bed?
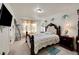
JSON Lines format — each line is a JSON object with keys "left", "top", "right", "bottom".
{"left": 26, "top": 23, "right": 61, "bottom": 55}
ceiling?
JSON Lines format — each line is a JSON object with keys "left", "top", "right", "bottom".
{"left": 9, "top": 3, "right": 79, "bottom": 20}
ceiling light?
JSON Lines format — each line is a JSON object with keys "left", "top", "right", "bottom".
{"left": 34, "top": 8, "right": 44, "bottom": 13}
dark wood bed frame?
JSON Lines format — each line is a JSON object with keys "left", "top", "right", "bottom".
{"left": 26, "top": 23, "right": 61, "bottom": 55}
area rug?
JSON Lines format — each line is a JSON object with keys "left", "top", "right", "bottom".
{"left": 48, "top": 47, "right": 60, "bottom": 55}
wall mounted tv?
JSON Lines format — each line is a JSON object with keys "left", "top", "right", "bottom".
{"left": 0, "top": 4, "right": 12, "bottom": 27}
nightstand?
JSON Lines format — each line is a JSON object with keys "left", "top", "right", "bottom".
{"left": 76, "top": 36, "right": 79, "bottom": 54}
{"left": 60, "top": 36, "right": 74, "bottom": 51}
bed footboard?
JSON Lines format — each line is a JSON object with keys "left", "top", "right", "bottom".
{"left": 26, "top": 32, "right": 35, "bottom": 55}
{"left": 30, "top": 35, "right": 35, "bottom": 55}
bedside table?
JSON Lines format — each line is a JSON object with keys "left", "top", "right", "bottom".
{"left": 60, "top": 36, "right": 74, "bottom": 51}
{"left": 76, "top": 36, "right": 79, "bottom": 54}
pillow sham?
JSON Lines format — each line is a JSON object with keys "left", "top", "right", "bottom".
{"left": 47, "top": 26, "right": 56, "bottom": 34}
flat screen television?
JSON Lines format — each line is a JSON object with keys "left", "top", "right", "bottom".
{"left": 0, "top": 4, "right": 12, "bottom": 27}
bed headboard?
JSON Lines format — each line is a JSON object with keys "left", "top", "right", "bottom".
{"left": 45, "top": 23, "right": 61, "bottom": 36}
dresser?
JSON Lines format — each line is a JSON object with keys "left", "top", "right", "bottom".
{"left": 60, "top": 36, "right": 74, "bottom": 51}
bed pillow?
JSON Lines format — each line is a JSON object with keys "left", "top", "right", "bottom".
{"left": 44, "top": 32, "right": 52, "bottom": 35}
{"left": 47, "top": 26, "right": 56, "bottom": 34}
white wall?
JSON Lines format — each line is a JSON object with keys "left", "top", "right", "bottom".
{"left": 45, "top": 11, "right": 78, "bottom": 37}
{"left": 0, "top": 3, "right": 16, "bottom": 55}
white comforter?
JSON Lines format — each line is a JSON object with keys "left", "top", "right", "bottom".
{"left": 27, "top": 33, "right": 60, "bottom": 54}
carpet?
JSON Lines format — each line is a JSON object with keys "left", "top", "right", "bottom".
{"left": 48, "top": 47, "right": 60, "bottom": 55}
